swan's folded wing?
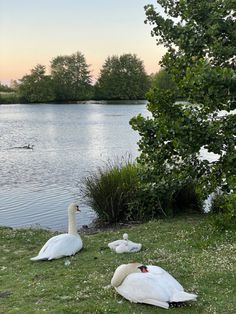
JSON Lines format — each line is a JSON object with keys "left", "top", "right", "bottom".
{"left": 147, "top": 265, "right": 184, "bottom": 291}
{"left": 115, "top": 243, "right": 129, "bottom": 253}
{"left": 47, "top": 234, "right": 82, "bottom": 259}
{"left": 37, "top": 234, "right": 66, "bottom": 255}
{"left": 32, "top": 234, "right": 82, "bottom": 260}
{"left": 116, "top": 273, "right": 170, "bottom": 307}
{"left": 127, "top": 240, "right": 142, "bottom": 252}
{"left": 108, "top": 240, "right": 125, "bottom": 250}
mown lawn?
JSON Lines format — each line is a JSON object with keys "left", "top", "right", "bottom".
{"left": 0, "top": 216, "right": 235, "bottom": 313}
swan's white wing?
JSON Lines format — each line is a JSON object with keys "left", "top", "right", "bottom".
{"left": 116, "top": 273, "right": 171, "bottom": 308}
{"left": 147, "top": 265, "right": 197, "bottom": 302}
{"left": 36, "top": 234, "right": 67, "bottom": 255}
{"left": 127, "top": 240, "right": 142, "bottom": 252}
{"left": 115, "top": 243, "right": 129, "bottom": 253}
{"left": 31, "top": 234, "right": 83, "bottom": 260}
{"left": 115, "top": 241, "right": 142, "bottom": 253}
{"left": 108, "top": 239, "right": 125, "bottom": 250}
{"left": 45, "top": 234, "right": 83, "bottom": 259}
{"left": 147, "top": 265, "right": 184, "bottom": 291}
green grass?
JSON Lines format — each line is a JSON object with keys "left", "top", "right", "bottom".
{"left": 0, "top": 216, "right": 235, "bottom": 313}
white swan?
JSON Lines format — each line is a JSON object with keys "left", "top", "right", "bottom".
{"left": 30, "top": 203, "right": 83, "bottom": 261}
{"left": 108, "top": 233, "right": 141, "bottom": 253}
{"left": 111, "top": 263, "right": 197, "bottom": 309}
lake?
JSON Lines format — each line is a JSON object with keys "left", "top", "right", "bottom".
{"left": 0, "top": 103, "right": 148, "bottom": 231}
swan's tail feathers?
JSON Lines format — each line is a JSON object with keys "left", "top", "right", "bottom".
{"left": 30, "top": 255, "right": 47, "bottom": 261}
{"left": 30, "top": 256, "right": 40, "bottom": 261}
{"left": 171, "top": 291, "right": 197, "bottom": 302}
{"left": 144, "top": 299, "right": 169, "bottom": 309}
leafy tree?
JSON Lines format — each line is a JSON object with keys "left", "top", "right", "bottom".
{"left": 0, "top": 82, "right": 13, "bottom": 92}
{"left": 95, "top": 54, "right": 150, "bottom": 100}
{"left": 18, "top": 64, "right": 55, "bottom": 103}
{"left": 130, "top": 0, "right": 236, "bottom": 216}
{"left": 9, "top": 80, "right": 20, "bottom": 91}
{"left": 51, "top": 52, "right": 92, "bottom": 101}
{"left": 150, "top": 69, "right": 177, "bottom": 91}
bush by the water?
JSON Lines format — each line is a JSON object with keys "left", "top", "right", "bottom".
{"left": 208, "top": 192, "right": 236, "bottom": 231}
{"left": 81, "top": 159, "right": 203, "bottom": 224}
{"left": 80, "top": 160, "right": 140, "bottom": 223}
{"left": 129, "top": 180, "right": 203, "bottom": 220}
{"left": 0, "top": 92, "right": 20, "bottom": 104}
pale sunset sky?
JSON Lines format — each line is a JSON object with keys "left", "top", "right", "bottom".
{"left": 0, "top": 0, "right": 166, "bottom": 84}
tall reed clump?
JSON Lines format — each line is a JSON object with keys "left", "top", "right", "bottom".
{"left": 80, "top": 160, "right": 140, "bottom": 224}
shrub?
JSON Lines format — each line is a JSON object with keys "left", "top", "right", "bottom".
{"left": 80, "top": 160, "right": 140, "bottom": 224}
{"left": 0, "top": 92, "right": 20, "bottom": 104}
{"left": 172, "top": 183, "right": 203, "bottom": 215}
{"left": 208, "top": 192, "right": 236, "bottom": 231}
{"left": 129, "top": 180, "right": 203, "bottom": 219}
{"left": 81, "top": 157, "right": 203, "bottom": 224}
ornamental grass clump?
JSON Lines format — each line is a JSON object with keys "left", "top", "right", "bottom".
{"left": 81, "top": 160, "right": 139, "bottom": 223}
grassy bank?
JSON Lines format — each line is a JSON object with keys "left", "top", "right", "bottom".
{"left": 0, "top": 216, "right": 235, "bottom": 313}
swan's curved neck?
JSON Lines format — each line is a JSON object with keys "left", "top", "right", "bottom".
{"left": 68, "top": 211, "right": 77, "bottom": 235}
{"left": 111, "top": 264, "right": 140, "bottom": 287}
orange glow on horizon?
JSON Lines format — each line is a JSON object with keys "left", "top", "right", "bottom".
{"left": 0, "top": 0, "right": 165, "bottom": 84}
{"left": 0, "top": 48, "right": 164, "bottom": 84}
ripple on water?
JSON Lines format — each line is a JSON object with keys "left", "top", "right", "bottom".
{"left": 0, "top": 184, "right": 96, "bottom": 231}
{"left": 0, "top": 103, "right": 148, "bottom": 230}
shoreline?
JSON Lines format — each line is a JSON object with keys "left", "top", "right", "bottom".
{"left": 0, "top": 218, "right": 143, "bottom": 236}
{"left": 0, "top": 99, "right": 148, "bottom": 105}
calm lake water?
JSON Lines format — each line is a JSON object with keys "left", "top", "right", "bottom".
{"left": 0, "top": 103, "right": 148, "bottom": 231}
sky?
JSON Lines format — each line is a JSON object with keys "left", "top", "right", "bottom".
{"left": 0, "top": 0, "right": 166, "bottom": 84}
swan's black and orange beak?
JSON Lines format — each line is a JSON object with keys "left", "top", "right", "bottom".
{"left": 138, "top": 265, "right": 148, "bottom": 273}
{"left": 76, "top": 205, "right": 80, "bottom": 212}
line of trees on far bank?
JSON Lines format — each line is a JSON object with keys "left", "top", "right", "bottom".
{"left": 0, "top": 52, "right": 173, "bottom": 104}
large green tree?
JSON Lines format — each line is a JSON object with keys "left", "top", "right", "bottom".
{"left": 18, "top": 64, "right": 55, "bottom": 103}
{"left": 0, "top": 82, "right": 13, "bottom": 92}
{"left": 95, "top": 54, "right": 150, "bottom": 100}
{"left": 150, "top": 69, "right": 177, "bottom": 91}
{"left": 130, "top": 0, "right": 236, "bottom": 215}
{"left": 51, "top": 52, "right": 92, "bottom": 101}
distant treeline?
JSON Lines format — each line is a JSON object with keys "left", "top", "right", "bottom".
{"left": 0, "top": 52, "right": 175, "bottom": 104}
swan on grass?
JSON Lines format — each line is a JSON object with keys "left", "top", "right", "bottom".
{"left": 111, "top": 263, "right": 197, "bottom": 309}
{"left": 30, "top": 203, "right": 83, "bottom": 261}
{"left": 108, "top": 233, "right": 141, "bottom": 253}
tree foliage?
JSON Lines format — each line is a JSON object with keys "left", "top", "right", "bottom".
{"left": 51, "top": 52, "right": 92, "bottom": 101}
{"left": 18, "top": 64, "right": 55, "bottom": 103}
{"left": 0, "top": 82, "right": 13, "bottom": 92}
{"left": 130, "top": 0, "right": 236, "bottom": 216}
{"left": 5, "top": 52, "right": 151, "bottom": 103}
{"left": 150, "top": 69, "right": 177, "bottom": 91}
{"left": 95, "top": 54, "right": 150, "bottom": 100}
